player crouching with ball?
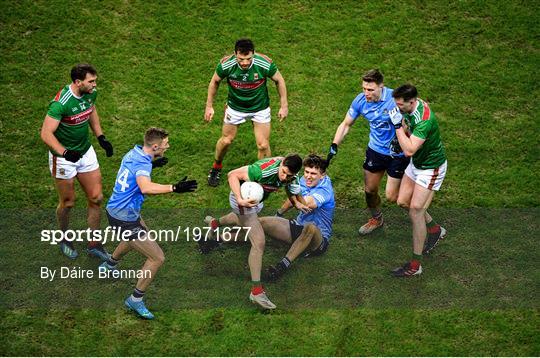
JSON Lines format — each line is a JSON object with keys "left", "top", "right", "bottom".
{"left": 200, "top": 154, "right": 309, "bottom": 310}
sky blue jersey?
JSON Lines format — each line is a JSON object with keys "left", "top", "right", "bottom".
{"left": 106, "top": 145, "right": 152, "bottom": 222}
{"left": 296, "top": 175, "right": 335, "bottom": 241}
{"left": 347, "top": 86, "right": 404, "bottom": 157}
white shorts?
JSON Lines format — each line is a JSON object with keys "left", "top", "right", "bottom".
{"left": 49, "top": 146, "right": 99, "bottom": 180}
{"left": 405, "top": 160, "right": 447, "bottom": 191}
{"left": 229, "top": 191, "right": 264, "bottom": 216}
{"left": 224, "top": 106, "right": 271, "bottom": 125}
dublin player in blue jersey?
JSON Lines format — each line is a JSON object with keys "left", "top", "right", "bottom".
{"left": 99, "top": 127, "right": 197, "bottom": 319}
{"left": 327, "top": 69, "right": 409, "bottom": 235}
{"left": 259, "top": 154, "right": 335, "bottom": 281}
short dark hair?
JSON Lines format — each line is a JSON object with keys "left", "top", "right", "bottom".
{"left": 303, "top": 154, "right": 328, "bottom": 173}
{"left": 144, "top": 127, "right": 169, "bottom": 146}
{"left": 235, "top": 38, "right": 255, "bottom": 55}
{"left": 392, "top": 84, "right": 418, "bottom": 101}
{"left": 70, "top": 63, "right": 97, "bottom": 82}
{"left": 362, "top": 69, "right": 384, "bottom": 84}
{"left": 283, "top": 154, "right": 303, "bottom": 174}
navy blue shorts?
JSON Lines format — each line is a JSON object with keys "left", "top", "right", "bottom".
{"left": 289, "top": 220, "right": 329, "bottom": 257}
{"left": 363, "top": 147, "right": 410, "bottom": 179}
{"left": 106, "top": 211, "right": 146, "bottom": 241}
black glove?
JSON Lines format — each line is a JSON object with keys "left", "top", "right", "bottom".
{"left": 97, "top": 135, "right": 113, "bottom": 157}
{"left": 63, "top": 149, "right": 82, "bottom": 163}
{"left": 172, "top": 176, "right": 198, "bottom": 193}
{"left": 275, "top": 209, "right": 285, "bottom": 217}
{"left": 326, "top": 143, "right": 338, "bottom": 164}
{"left": 152, "top": 157, "right": 168, "bottom": 169}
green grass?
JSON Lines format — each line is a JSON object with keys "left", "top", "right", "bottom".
{"left": 0, "top": 0, "right": 539, "bottom": 355}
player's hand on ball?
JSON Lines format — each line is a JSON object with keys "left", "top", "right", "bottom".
{"left": 389, "top": 107, "right": 403, "bottom": 128}
{"left": 97, "top": 135, "right": 114, "bottom": 157}
{"left": 204, "top": 106, "right": 214, "bottom": 122}
{"left": 172, "top": 176, "right": 198, "bottom": 193}
{"left": 63, "top": 149, "right": 82, "bottom": 163}
{"left": 152, "top": 157, "right": 168, "bottom": 169}
{"left": 238, "top": 197, "right": 258, "bottom": 208}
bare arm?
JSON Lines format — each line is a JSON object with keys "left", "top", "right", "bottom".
{"left": 287, "top": 192, "right": 311, "bottom": 213}
{"left": 204, "top": 72, "right": 223, "bottom": 122}
{"left": 395, "top": 128, "right": 425, "bottom": 157}
{"left": 227, "top": 166, "right": 258, "bottom": 207}
{"left": 270, "top": 71, "right": 288, "bottom": 121}
{"left": 88, "top": 107, "right": 104, "bottom": 137}
{"left": 40, "top": 115, "right": 65, "bottom": 155}
{"left": 136, "top": 176, "right": 173, "bottom": 195}
{"left": 332, "top": 114, "right": 356, "bottom": 145}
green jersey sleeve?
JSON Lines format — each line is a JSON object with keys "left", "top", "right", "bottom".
{"left": 286, "top": 176, "right": 301, "bottom": 195}
{"left": 267, "top": 62, "right": 278, "bottom": 78}
{"left": 412, "top": 120, "right": 432, "bottom": 140}
{"left": 247, "top": 164, "right": 263, "bottom": 182}
{"left": 47, "top": 101, "right": 64, "bottom": 120}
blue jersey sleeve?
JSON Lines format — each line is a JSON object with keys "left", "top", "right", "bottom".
{"left": 133, "top": 162, "right": 152, "bottom": 178}
{"left": 347, "top": 94, "right": 364, "bottom": 120}
{"left": 309, "top": 186, "right": 332, "bottom": 208}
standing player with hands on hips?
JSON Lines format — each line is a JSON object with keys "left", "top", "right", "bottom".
{"left": 388, "top": 84, "right": 448, "bottom": 277}
{"left": 204, "top": 38, "right": 288, "bottom": 187}
{"left": 100, "top": 127, "right": 197, "bottom": 319}
{"left": 41, "top": 63, "right": 114, "bottom": 261}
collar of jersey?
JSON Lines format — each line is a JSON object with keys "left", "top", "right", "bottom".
{"left": 134, "top": 145, "right": 152, "bottom": 162}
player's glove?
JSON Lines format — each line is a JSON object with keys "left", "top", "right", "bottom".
{"left": 152, "top": 157, "right": 168, "bottom": 169}
{"left": 63, "top": 149, "right": 82, "bottom": 163}
{"left": 97, "top": 135, "right": 114, "bottom": 157}
{"left": 275, "top": 209, "right": 285, "bottom": 217}
{"left": 389, "top": 107, "right": 403, "bottom": 129}
{"left": 172, "top": 176, "right": 198, "bottom": 193}
{"left": 326, "top": 143, "right": 338, "bottom": 164}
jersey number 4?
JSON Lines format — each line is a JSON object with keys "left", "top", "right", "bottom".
{"left": 117, "top": 168, "right": 130, "bottom": 192}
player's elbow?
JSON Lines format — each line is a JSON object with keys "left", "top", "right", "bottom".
{"left": 404, "top": 149, "right": 415, "bottom": 157}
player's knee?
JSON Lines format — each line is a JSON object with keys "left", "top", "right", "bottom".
{"left": 154, "top": 253, "right": 165, "bottom": 267}
{"left": 256, "top": 141, "right": 269, "bottom": 153}
{"left": 386, "top": 190, "right": 398, "bottom": 203}
{"left": 251, "top": 239, "right": 265, "bottom": 253}
{"left": 408, "top": 206, "right": 424, "bottom": 218}
{"left": 88, "top": 193, "right": 103, "bottom": 206}
{"left": 220, "top": 135, "right": 235, "bottom": 147}
{"left": 396, "top": 197, "right": 409, "bottom": 208}
{"left": 300, "top": 223, "right": 317, "bottom": 240}
{"left": 60, "top": 197, "right": 75, "bottom": 209}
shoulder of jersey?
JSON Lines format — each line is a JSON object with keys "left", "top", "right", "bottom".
{"left": 220, "top": 54, "right": 236, "bottom": 69}
{"left": 253, "top": 53, "right": 273, "bottom": 70}
{"left": 53, "top": 85, "right": 71, "bottom": 105}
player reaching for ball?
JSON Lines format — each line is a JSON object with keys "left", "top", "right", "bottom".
{"left": 200, "top": 154, "right": 309, "bottom": 310}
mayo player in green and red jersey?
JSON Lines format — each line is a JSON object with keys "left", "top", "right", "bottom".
{"left": 201, "top": 154, "right": 309, "bottom": 310}
{"left": 389, "top": 84, "right": 448, "bottom": 277}
{"left": 204, "top": 38, "right": 289, "bottom": 187}
{"left": 40, "top": 64, "right": 114, "bottom": 261}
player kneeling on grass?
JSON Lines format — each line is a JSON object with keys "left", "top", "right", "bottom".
{"left": 99, "top": 127, "right": 197, "bottom": 319}
{"left": 389, "top": 84, "right": 448, "bottom": 277}
{"left": 200, "top": 154, "right": 309, "bottom": 310}
{"left": 259, "top": 154, "right": 335, "bottom": 281}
